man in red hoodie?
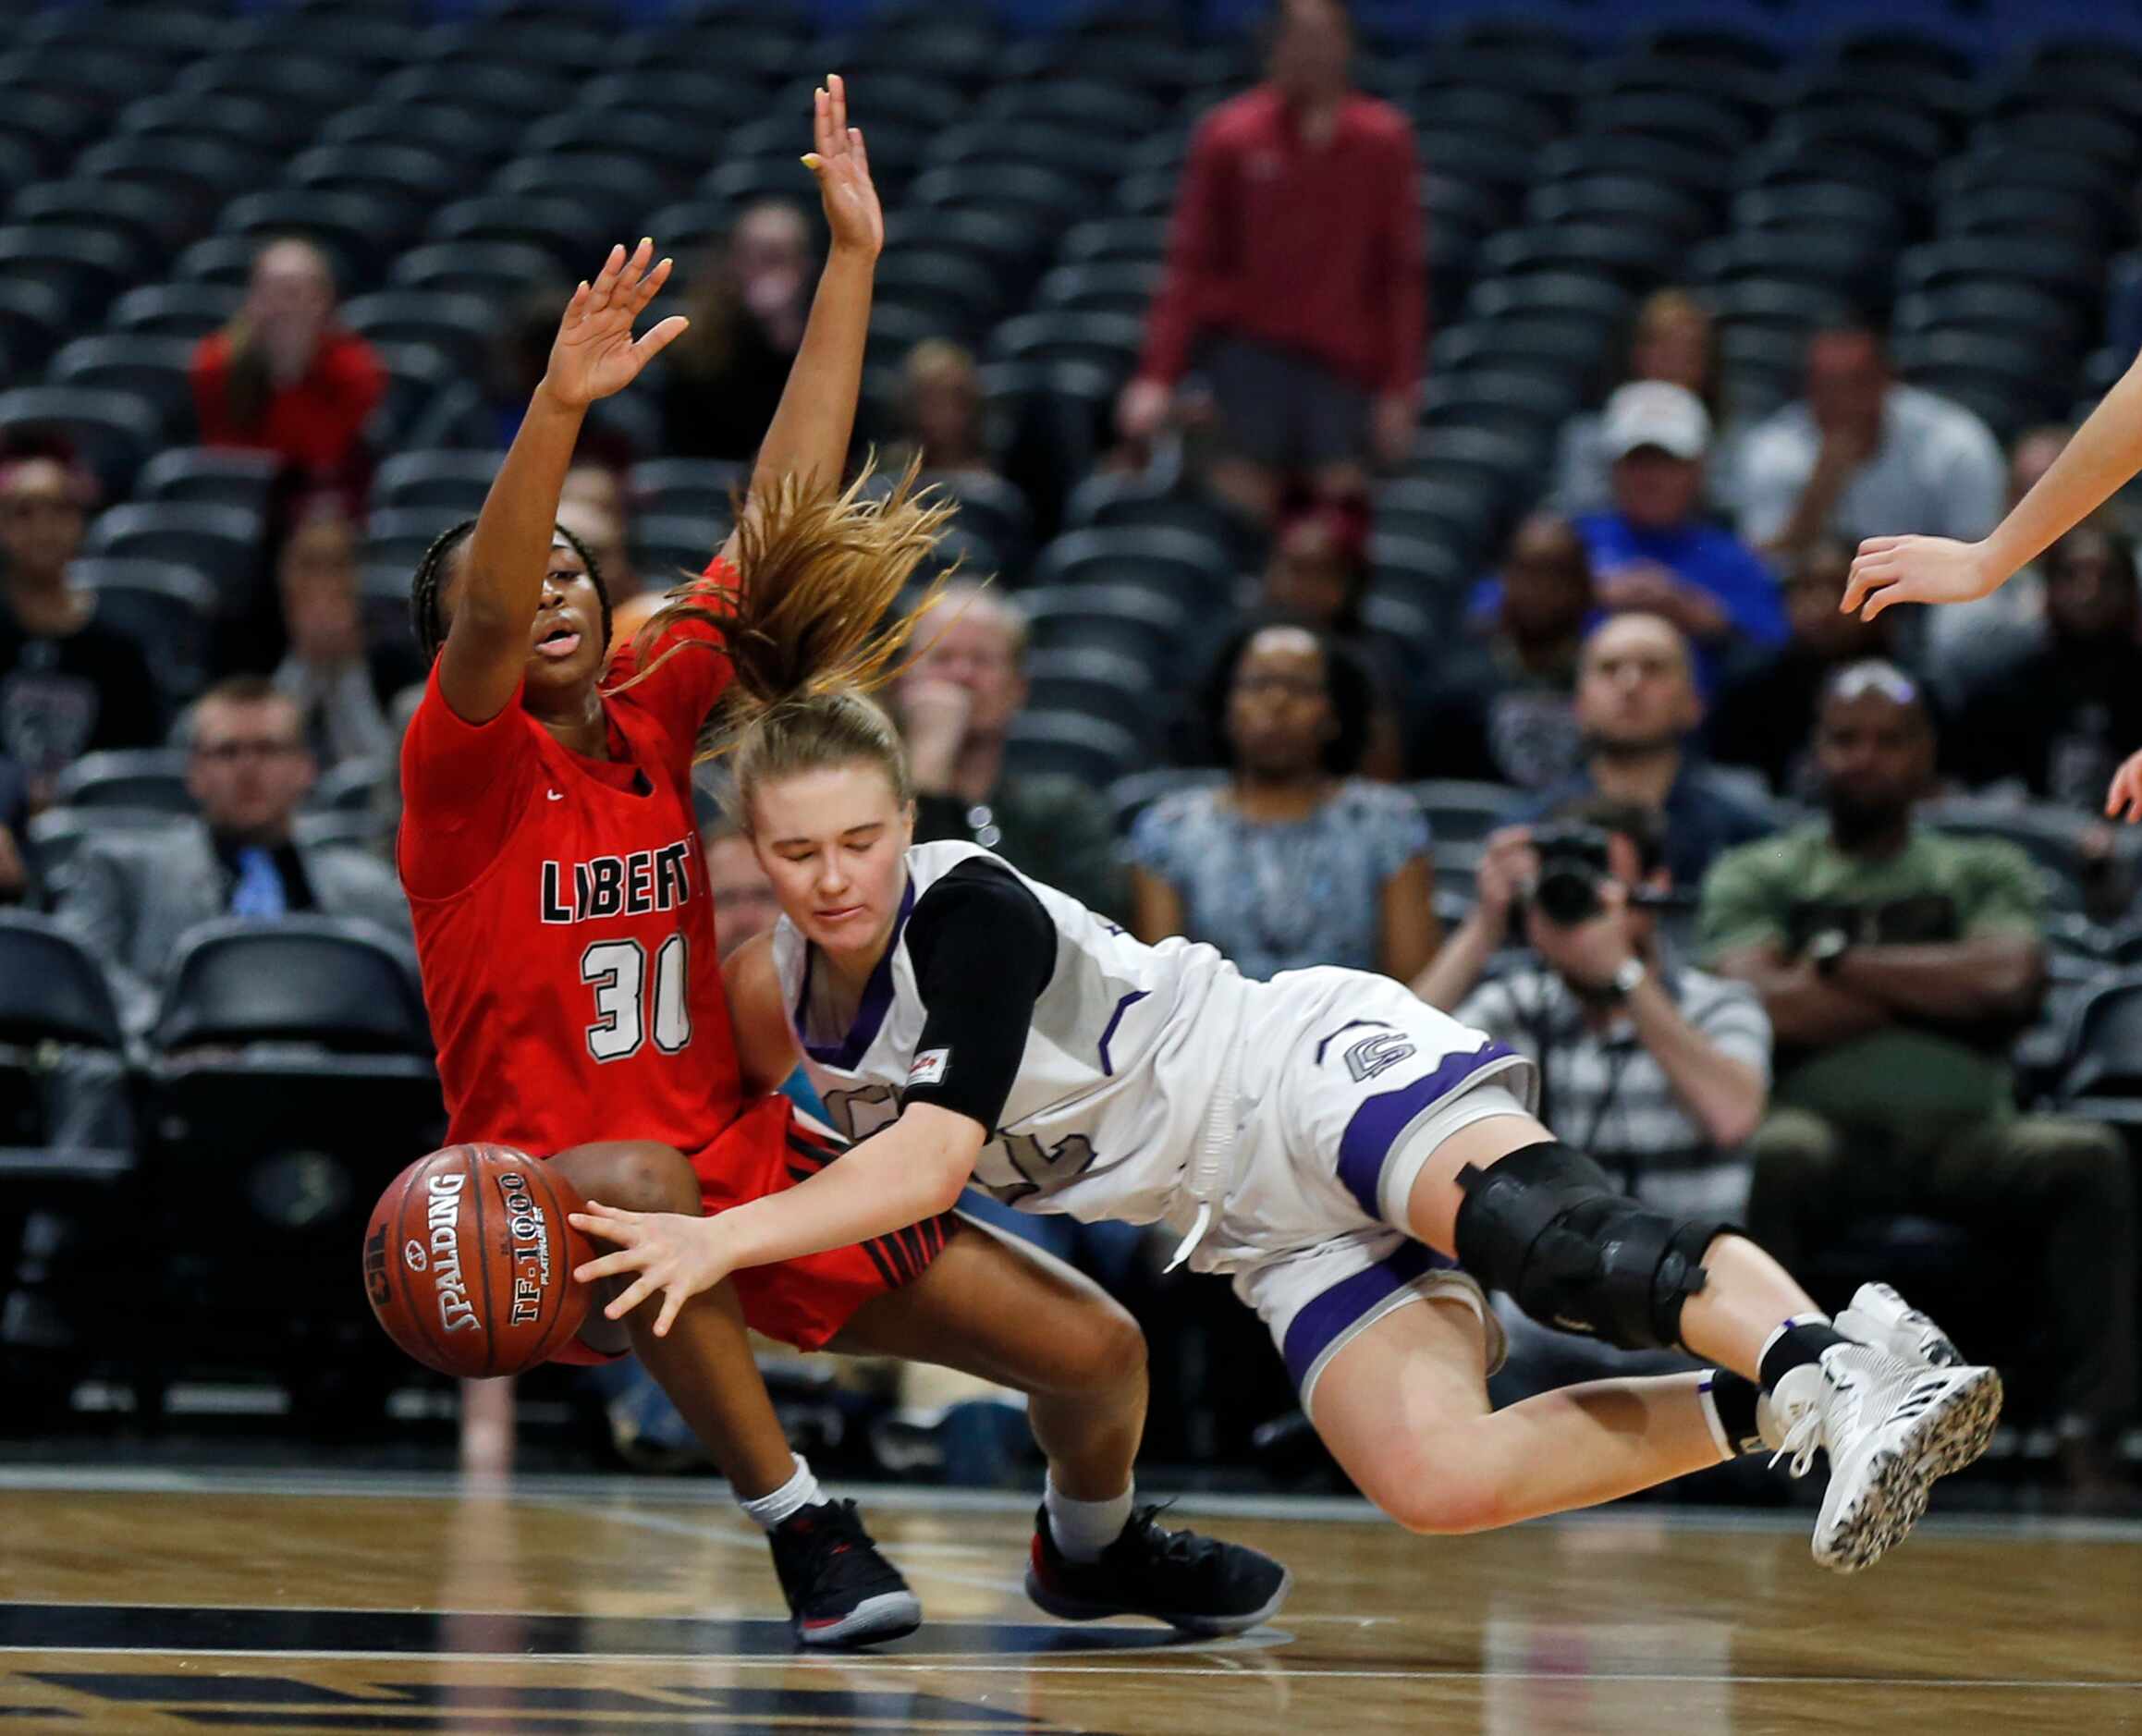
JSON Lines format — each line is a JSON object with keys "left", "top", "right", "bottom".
{"left": 1120, "top": 0, "right": 1424, "bottom": 523}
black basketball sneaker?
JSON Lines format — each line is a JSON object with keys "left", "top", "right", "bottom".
{"left": 1025, "top": 1503, "right": 1292, "bottom": 1636}
{"left": 767, "top": 1499, "right": 923, "bottom": 1647}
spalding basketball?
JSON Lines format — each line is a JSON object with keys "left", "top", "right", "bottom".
{"left": 361, "top": 1144, "right": 594, "bottom": 1378}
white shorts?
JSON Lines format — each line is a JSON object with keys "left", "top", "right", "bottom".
{"left": 1196, "top": 968, "right": 1539, "bottom": 1417}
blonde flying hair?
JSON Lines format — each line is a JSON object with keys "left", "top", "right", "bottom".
{"left": 620, "top": 456, "right": 957, "bottom": 831}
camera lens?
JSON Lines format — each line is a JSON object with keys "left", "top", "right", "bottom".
{"left": 1534, "top": 865, "right": 1602, "bottom": 925}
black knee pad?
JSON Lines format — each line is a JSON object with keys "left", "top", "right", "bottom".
{"left": 1451, "top": 1143, "right": 1734, "bottom": 1351}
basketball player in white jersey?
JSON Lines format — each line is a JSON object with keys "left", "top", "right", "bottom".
{"left": 576, "top": 579, "right": 2002, "bottom": 1575}
{"left": 1842, "top": 343, "right": 2142, "bottom": 816}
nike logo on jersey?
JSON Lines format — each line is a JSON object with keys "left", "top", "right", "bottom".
{"left": 547, "top": 789, "right": 564, "bottom": 801}
{"left": 539, "top": 837, "right": 693, "bottom": 924}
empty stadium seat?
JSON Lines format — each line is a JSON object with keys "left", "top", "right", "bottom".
{"left": 107, "top": 283, "right": 241, "bottom": 340}
{"left": 630, "top": 458, "right": 746, "bottom": 522}
{"left": 83, "top": 504, "right": 262, "bottom": 597}
{"left": 74, "top": 559, "right": 217, "bottom": 710}
{"left": 373, "top": 451, "right": 507, "bottom": 517}
{"left": 47, "top": 336, "right": 197, "bottom": 437}
{"left": 1003, "top": 711, "right": 1143, "bottom": 789}
{"left": 0, "top": 280, "right": 66, "bottom": 375}
{"left": 1030, "top": 527, "right": 1234, "bottom": 608}
{"left": 1023, "top": 583, "right": 1192, "bottom": 678}
{"left": 51, "top": 750, "right": 191, "bottom": 815}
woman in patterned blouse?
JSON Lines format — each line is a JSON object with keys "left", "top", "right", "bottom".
{"left": 1128, "top": 620, "right": 1438, "bottom": 982}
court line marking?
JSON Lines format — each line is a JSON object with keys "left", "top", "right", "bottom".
{"left": 5, "top": 1466, "right": 2140, "bottom": 1545}
{"left": 3, "top": 1646, "right": 2137, "bottom": 1691}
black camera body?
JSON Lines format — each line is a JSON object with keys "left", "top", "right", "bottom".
{"left": 1526, "top": 822, "right": 1614, "bottom": 926}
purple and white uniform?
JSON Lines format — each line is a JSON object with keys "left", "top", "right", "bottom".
{"left": 775, "top": 840, "right": 1537, "bottom": 1413}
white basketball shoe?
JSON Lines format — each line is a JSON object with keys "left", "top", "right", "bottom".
{"left": 1768, "top": 1339, "right": 2004, "bottom": 1573}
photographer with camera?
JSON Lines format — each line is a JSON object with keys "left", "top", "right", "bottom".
{"left": 1414, "top": 800, "right": 1771, "bottom": 1399}
{"left": 1415, "top": 801, "right": 1770, "bottom": 1223}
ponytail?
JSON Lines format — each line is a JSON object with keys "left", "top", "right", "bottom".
{"left": 618, "top": 456, "right": 961, "bottom": 825}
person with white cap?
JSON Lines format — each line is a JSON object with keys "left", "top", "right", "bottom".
{"left": 1575, "top": 381, "right": 1787, "bottom": 683}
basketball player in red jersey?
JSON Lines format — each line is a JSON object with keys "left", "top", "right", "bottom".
{"left": 395, "top": 82, "right": 945, "bottom": 1646}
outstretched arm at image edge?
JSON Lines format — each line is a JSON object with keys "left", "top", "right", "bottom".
{"left": 1844, "top": 347, "right": 2142, "bottom": 617}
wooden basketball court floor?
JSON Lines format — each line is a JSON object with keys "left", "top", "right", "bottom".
{"left": 1, "top": 1469, "right": 2137, "bottom": 1734}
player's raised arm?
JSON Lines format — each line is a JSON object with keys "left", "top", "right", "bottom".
{"left": 439, "top": 239, "right": 686, "bottom": 722}
{"left": 1843, "top": 347, "right": 2142, "bottom": 621}
{"left": 716, "top": 74, "right": 882, "bottom": 574}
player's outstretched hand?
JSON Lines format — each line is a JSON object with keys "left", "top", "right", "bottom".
{"left": 2106, "top": 748, "right": 2142, "bottom": 824}
{"left": 569, "top": 1202, "right": 734, "bottom": 1339}
{"left": 543, "top": 238, "right": 689, "bottom": 410}
{"left": 802, "top": 73, "right": 882, "bottom": 260}
{"left": 1841, "top": 534, "right": 2000, "bottom": 620}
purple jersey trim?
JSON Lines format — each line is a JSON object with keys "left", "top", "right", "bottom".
{"left": 1281, "top": 1240, "right": 1453, "bottom": 1392}
{"left": 1334, "top": 1041, "right": 1519, "bottom": 1220}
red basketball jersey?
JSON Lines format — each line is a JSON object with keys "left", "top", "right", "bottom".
{"left": 398, "top": 569, "right": 745, "bottom": 1159}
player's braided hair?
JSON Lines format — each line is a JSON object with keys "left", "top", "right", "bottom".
{"left": 615, "top": 455, "right": 956, "bottom": 822}
{"left": 408, "top": 518, "right": 610, "bottom": 664}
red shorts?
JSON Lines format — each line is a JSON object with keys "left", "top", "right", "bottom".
{"left": 549, "top": 1094, "right": 956, "bottom": 1365}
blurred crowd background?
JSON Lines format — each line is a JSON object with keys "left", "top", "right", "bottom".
{"left": 8, "top": 0, "right": 2142, "bottom": 1510}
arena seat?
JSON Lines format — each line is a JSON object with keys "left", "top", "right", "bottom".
{"left": 73, "top": 559, "right": 217, "bottom": 711}
{"left": 51, "top": 750, "right": 191, "bottom": 816}
{"left": 83, "top": 503, "right": 261, "bottom": 598}
{"left": 1003, "top": 710, "right": 1144, "bottom": 789}
{"left": 48, "top": 336, "right": 197, "bottom": 439}
{"left": 1031, "top": 526, "right": 1234, "bottom": 610}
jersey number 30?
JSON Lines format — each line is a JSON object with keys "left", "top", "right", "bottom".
{"left": 581, "top": 935, "right": 692, "bottom": 1062}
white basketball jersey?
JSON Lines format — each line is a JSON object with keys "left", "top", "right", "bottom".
{"left": 773, "top": 841, "right": 1254, "bottom": 1228}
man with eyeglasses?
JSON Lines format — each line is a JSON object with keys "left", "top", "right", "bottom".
{"left": 1700, "top": 662, "right": 2137, "bottom": 1505}
{"left": 55, "top": 675, "right": 410, "bottom": 1033}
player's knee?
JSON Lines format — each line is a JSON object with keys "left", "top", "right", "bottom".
{"left": 1359, "top": 1435, "right": 1512, "bottom": 1536}
{"left": 1035, "top": 1293, "right": 1147, "bottom": 1397}
{"left": 560, "top": 1141, "right": 702, "bottom": 1217}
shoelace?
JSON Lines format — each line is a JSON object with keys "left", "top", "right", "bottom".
{"left": 1769, "top": 1404, "right": 1825, "bottom": 1478}
{"left": 1121, "top": 1503, "right": 1221, "bottom": 1574}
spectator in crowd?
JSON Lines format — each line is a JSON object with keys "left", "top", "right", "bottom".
{"left": 559, "top": 458, "right": 629, "bottom": 525}
{"left": 895, "top": 581, "right": 1127, "bottom": 921}
{"left": 1550, "top": 289, "right": 1747, "bottom": 520}
{"left": 1130, "top": 620, "right": 1437, "bottom": 980}
{"left": 1734, "top": 320, "right": 2004, "bottom": 562}
{"left": 1708, "top": 538, "right": 1898, "bottom": 801}
{"left": 1703, "top": 663, "right": 2136, "bottom": 1503}
{"left": 704, "top": 817, "right": 786, "bottom": 964}
{"left": 55, "top": 675, "right": 410, "bottom": 1033}
{"left": 272, "top": 498, "right": 423, "bottom": 772}
{"left": 1577, "top": 382, "right": 1787, "bottom": 685}
{"left": 660, "top": 202, "right": 815, "bottom": 463}
{"left": 1248, "top": 492, "right": 1403, "bottom": 777}
{"left": 1416, "top": 799, "right": 1770, "bottom": 1395}
{"left": 1119, "top": 0, "right": 1423, "bottom": 523}
{"left": 887, "top": 340, "right": 1000, "bottom": 481}
{"left": 190, "top": 238, "right": 385, "bottom": 503}
{"left": 1955, "top": 520, "right": 2142, "bottom": 806}
{"left": 1521, "top": 612, "right": 1774, "bottom": 887}
{"left": 1424, "top": 513, "right": 1591, "bottom": 789}
{"left": 0, "top": 454, "right": 161, "bottom": 800}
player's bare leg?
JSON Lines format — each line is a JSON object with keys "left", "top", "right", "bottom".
{"left": 556, "top": 1139, "right": 921, "bottom": 1645}
{"left": 553, "top": 1141, "right": 795, "bottom": 1497}
{"left": 828, "top": 1216, "right": 1146, "bottom": 1499}
{"left": 827, "top": 1217, "right": 1290, "bottom": 1634}
{"left": 1382, "top": 1111, "right": 2001, "bottom": 1571}
{"left": 1309, "top": 1294, "right": 1726, "bottom": 1534}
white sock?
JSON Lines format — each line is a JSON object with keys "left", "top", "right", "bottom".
{"left": 739, "top": 1453, "right": 826, "bottom": 1532}
{"left": 1044, "top": 1473, "right": 1132, "bottom": 1563}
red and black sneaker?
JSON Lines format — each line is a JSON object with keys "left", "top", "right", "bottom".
{"left": 1024, "top": 1503, "right": 1291, "bottom": 1637}
{"left": 767, "top": 1499, "right": 922, "bottom": 1647}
